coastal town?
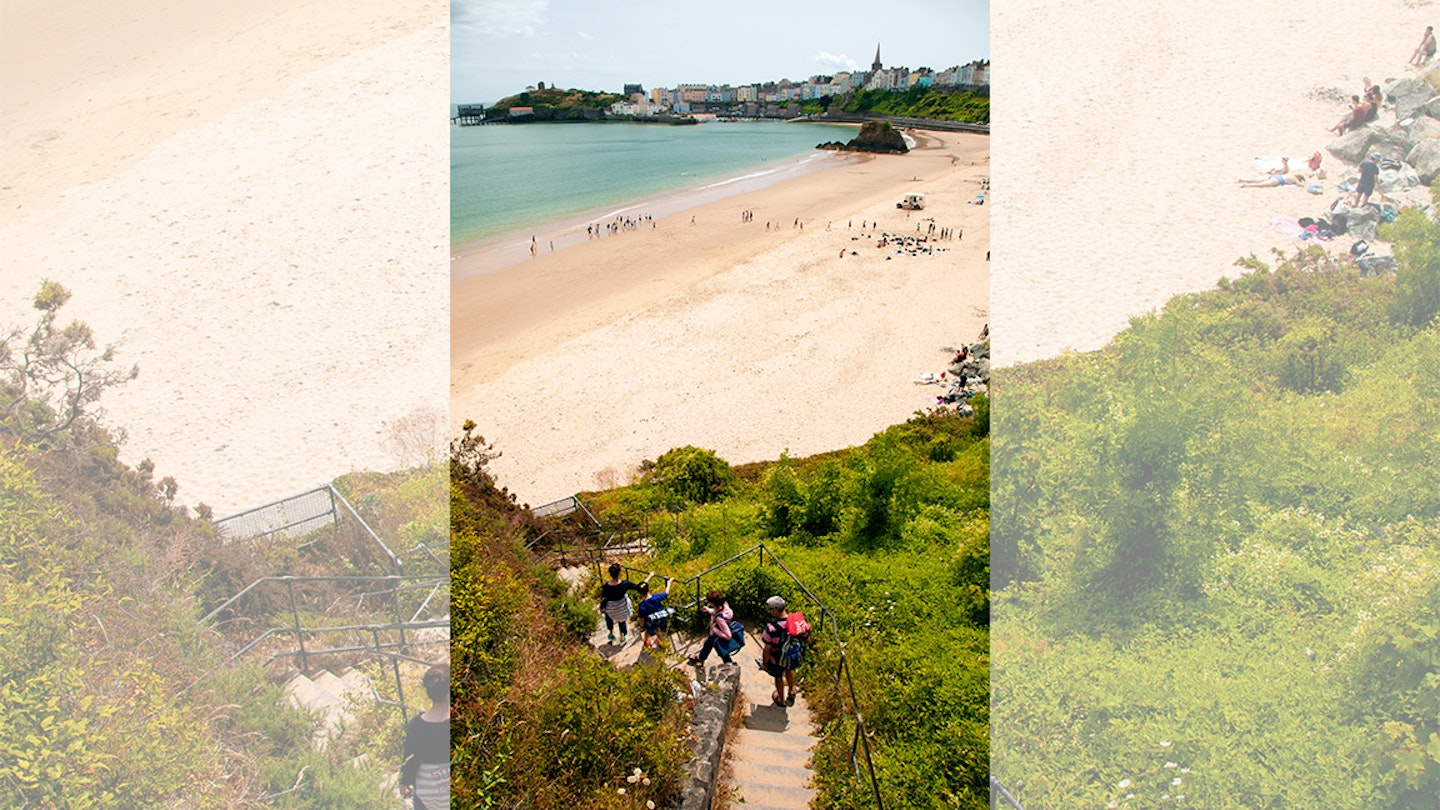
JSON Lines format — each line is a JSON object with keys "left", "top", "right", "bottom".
{"left": 453, "top": 45, "right": 989, "bottom": 124}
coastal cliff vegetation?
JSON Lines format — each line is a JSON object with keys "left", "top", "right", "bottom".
{"left": 809, "top": 86, "right": 990, "bottom": 123}
{"left": 448, "top": 422, "right": 691, "bottom": 809}
{"left": 992, "top": 190, "right": 1440, "bottom": 807}
{"left": 1, "top": 283, "right": 445, "bottom": 807}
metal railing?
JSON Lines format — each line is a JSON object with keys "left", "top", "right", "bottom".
{"left": 214, "top": 484, "right": 402, "bottom": 573}
{"left": 668, "top": 543, "right": 885, "bottom": 810}
{"left": 991, "top": 777, "right": 1025, "bottom": 810}
{"left": 201, "top": 573, "right": 448, "bottom": 718}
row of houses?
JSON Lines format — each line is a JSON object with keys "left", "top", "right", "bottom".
{"left": 638, "top": 60, "right": 988, "bottom": 110}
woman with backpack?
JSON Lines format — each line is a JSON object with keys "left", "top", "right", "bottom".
{"left": 760, "top": 596, "right": 799, "bottom": 706}
{"left": 687, "top": 591, "right": 739, "bottom": 667}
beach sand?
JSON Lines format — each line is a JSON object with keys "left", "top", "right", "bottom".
{"left": 1, "top": 1, "right": 448, "bottom": 514}
{"left": 452, "top": 129, "right": 989, "bottom": 505}
{"left": 993, "top": 0, "right": 1437, "bottom": 366}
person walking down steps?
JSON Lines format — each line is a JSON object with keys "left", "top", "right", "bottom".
{"left": 599, "top": 563, "right": 644, "bottom": 644}
{"left": 688, "top": 590, "right": 742, "bottom": 669}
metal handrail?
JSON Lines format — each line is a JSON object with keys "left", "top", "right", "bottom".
{"left": 991, "top": 777, "right": 1025, "bottom": 810}
{"left": 200, "top": 574, "right": 440, "bottom": 625}
{"left": 672, "top": 543, "right": 885, "bottom": 810}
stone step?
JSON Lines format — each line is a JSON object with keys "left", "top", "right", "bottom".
{"left": 312, "top": 669, "right": 350, "bottom": 701}
{"left": 730, "top": 760, "right": 812, "bottom": 793}
{"left": 741, "top": 704, "right": 821, "bottom": 736}
{"left": 734, "top": 727, "right": 818, "bottom": 753}
{"left": 729, "top": 780, "right": 817, "bottom": 809}
{"left": 729, "top": 740, "right": 812, "bottom": 771}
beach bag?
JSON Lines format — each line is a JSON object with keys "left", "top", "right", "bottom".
{"left": 1307, "top": 151, "right": 1323, "bottom": 171}
{"left": 723, "top": 619, "right": 746, "bottom": 654}
{"left": 1351, "top": 240, "right": 1369, "bottom": 257}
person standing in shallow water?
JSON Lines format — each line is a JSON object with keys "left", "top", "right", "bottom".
{"left": 599, "top": 562, "right": 642, "bottom": 643}
{"left": 400, "top": 664, "right": 450, "bottom": 810}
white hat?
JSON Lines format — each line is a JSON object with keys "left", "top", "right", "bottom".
{"left": 766, "top": 595, "right": 786, "bottom": 610}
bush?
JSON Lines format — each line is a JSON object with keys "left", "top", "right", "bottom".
{"left": 648, "top": 446, "right": 735, "bottom": 504}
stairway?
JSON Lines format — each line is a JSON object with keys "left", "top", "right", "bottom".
{"left": 720, "top": 627, "right": 819, "bottom": 810}
{"left": 284, "top": 666, "right": 372, "bottom": 745}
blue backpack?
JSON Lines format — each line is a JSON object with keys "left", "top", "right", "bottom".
{"left": 723, "top": 619, "right": 745, "bottom": 654}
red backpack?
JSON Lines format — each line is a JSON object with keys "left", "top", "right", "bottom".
{"left": 785, "top": 611, "right": 812, "bottom": 638}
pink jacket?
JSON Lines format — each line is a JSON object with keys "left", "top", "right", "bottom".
{"left": 709, "top": 603, "right": 734, "bottom": 640}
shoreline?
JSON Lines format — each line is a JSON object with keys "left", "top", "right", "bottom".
{"left": 451, "top": 140, "right": 862, "bottom": 280}
{"left": 452, "top": 127, "right": 989, "bottom": 504}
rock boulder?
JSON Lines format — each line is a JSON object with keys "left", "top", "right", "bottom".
{"left": 1408, "top": 138, "right": 1440, "bottom": 185}
{"left": 1387, "top": 78, "right": 1437, "bottom": 121}
{"left": 1327, "top": 126, "right": 1380, "bottom": 164}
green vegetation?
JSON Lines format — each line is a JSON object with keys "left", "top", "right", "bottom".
{"left": 992, "top": 196, "right": 1440, "bottom": 807}
{"left": 804, "top": 86, "right": 990, "bottom": 124}
{"left": 1, "top": 283, "right": 444, "bottom": 807}
{"left": 488, "top": 86, "right": 626, "bottom": 121}
{"left": 449, "top": 422, "right": 691, "bottom": 810}
{"left": 579, "top": 409, "right": 992, "bottom": 808}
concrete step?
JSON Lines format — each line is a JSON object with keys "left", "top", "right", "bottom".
{"left": 729, "top": 740, "right": 812, "bottom": 771}
{"left": 741, "top": 704, "right": 821, "bottom": 736}
{"left": 729, "top": 780, "right": 817, "bottom": 809}
{"left": 734, "top": 727, "right": 818, "bottom": 753}
{"left": 730, "top": 758, "right": 812, "bottom": 789}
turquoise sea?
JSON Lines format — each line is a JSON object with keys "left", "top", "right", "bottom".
{"left": 451, "top": 121, "right": 854, "bottom": 247}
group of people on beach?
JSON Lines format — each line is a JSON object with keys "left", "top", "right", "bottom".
{"left": 596, "top": 564, "right": 809, "bottom": 707}
{"left": 588, "top": 214, "right": 655, "bottom": 239}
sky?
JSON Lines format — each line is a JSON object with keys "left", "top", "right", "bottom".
{"left": 452, "top": 0, "right": 989, "bottom": 106}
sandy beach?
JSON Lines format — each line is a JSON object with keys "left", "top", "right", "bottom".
{"left": 2, "top": 0, "right": 448, "bottom": 514}
{"left": 993, "top": 0, "right": 1437, "bottom": 366}
{"left": 452, "top": 128, "right": 989, "bottom": 505}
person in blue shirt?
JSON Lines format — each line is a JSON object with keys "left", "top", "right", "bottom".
{"left": 635, "top": 577, "right": 674, "bottom": 651}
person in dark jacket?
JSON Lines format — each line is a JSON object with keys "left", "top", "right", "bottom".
{"left": 400, "top": 664, "right": 450, "bottom": 810}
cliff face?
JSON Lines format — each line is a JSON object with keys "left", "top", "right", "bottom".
{"left": 817, "top": 120, "right": 909, "bottom": 154}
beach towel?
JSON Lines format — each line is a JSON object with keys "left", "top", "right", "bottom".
{"left": 1253, "top": 155, "right": 1290, "bottom": 174}
{"left": 1267, "top": 218, "right": 1306, "bottom": 237}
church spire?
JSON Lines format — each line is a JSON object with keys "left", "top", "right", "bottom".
{"left": 872, "top": 42, "right": 882, "bottom": 72}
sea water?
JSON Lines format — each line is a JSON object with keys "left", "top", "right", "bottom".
{"left": 451, "top": 121, "right": 854, "bottom": 247}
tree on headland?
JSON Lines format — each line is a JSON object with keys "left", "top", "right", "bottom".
{"left": 0, "top": 280, "right": 138, "bottom": 441}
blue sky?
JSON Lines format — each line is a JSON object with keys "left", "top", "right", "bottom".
{"left": 452, "top": 0, "right": 989, "bottom": 106}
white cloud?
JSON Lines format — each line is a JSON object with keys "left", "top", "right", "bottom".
{"left": 577, "top": 30, "right": 594, "bottom": 39}
{"left": 812, "top": 51, "right": 860, "bottom": 72}
{"left": 453, "top": 0, "right": 550, "bottom": 38}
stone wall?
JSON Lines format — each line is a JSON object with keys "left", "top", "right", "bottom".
{"left": 675, "top": 664, "right": 741, "bottom": 810}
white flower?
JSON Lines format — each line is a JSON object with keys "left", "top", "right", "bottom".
{"left": 1108, "top": 803, "right": 1119, "bottom": 809}
{"left": 1118, "top": 779, "right": 1131, "bottom": 789}
{"left": 1172, "top": 777, "right": 1182, "bottom": 786}
{"left": 618, "top": 787, "right": 627, "bottom": 795}
{"left": 1164, "top": 761, "right": 1178, "bottom": 769}
{"left": 1180, "top": 768, "right": 1190, "bottom": 774}
{"left": 643, "top": 778, "right": 651, "bottom": 786}
{"left": 627, "top": 775, "right": 638, "bottom": 784}
{"left": 1126, "top": 793, "right": 1135, "bottom": 800}
{"left": 647, "top": 803, "right": 656, "bottom": 810}
{"left": 1159, "top": 740, "right": 1173, "bottom": 748}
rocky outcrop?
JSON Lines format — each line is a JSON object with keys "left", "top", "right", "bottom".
{"left": 817, "top": 121, "right": 908, "bottom": 154}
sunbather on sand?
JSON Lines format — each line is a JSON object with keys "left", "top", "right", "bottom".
{"left": 1237, "top": 171, "right": 1306, "bottom": 188}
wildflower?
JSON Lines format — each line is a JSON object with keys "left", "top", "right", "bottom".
{"left": 1180, "top": 768, "right": 1190, "bottom": 774}
{"left": 618, "top": 787, "right": 627, "bottom": 795}
{"left": 1159, "top": 740, "right": 1173, "bottom": 748}
{"left": 1164, "top": 761, "right": 1178, "bottom": 769}
{"left": 1172, "top": 777, "right": 1183, "bottom": 786}
{"left": 1108, "top": 803, "right": 1118, "bottom": 809}
{"left": 647, "top": 803, "right": 656, "bottom": 810}
{"left": 1126, "top": 793, "right": 1135, "bottom": 800}
{"left": 627, "top": 775, "right": 638, "bottom": 783}
{"left": 1118, "top": 779, "right": 1131, "bottom": 789}
{"left": 643, "top": 778, "right": 651, "bottom": 786}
